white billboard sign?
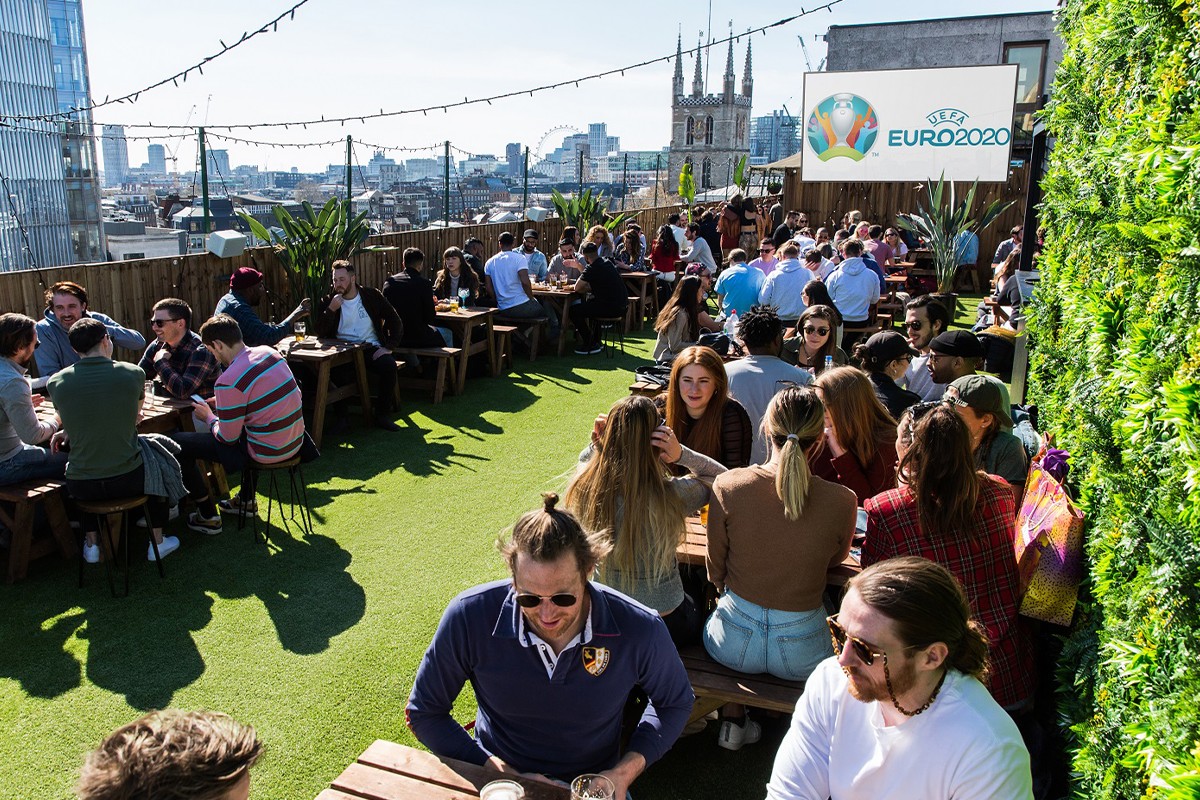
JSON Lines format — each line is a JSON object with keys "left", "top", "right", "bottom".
{"left": 800, "top": 65, "right": 1018, "bottom": 183}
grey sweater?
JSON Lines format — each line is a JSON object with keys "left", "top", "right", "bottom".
{"left": 578, "top": 443, "right": 726, "bottom": 613}
{"left": 0, "top": 357, "right": 56, "bottom": 462}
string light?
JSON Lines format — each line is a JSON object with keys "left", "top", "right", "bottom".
{"left": 0, "top": 0, "right": 312, "bottom": 125}
{"left": 43, "top": 2, "right": 843, "bottom": 132}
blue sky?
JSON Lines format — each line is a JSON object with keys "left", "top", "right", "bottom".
{"left": 81, "top": 0, "right": 1056, "bottom": 173}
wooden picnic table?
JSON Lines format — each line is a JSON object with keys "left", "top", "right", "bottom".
{"left": 38, "top": 393, "right": 192, "bottom": 436}
{"left": 317, "top": 740, "right": 569, "bottom": 800}
{"left": 619, "top": 270, "right": 658, "bottom": 326}
{"left": 434, "top": 306, "right": 498, "bottom": 392}
{"left": 279, "top": 338, "right": 374, "bottom": 450}
{"left": 677, "top": 514, "right": 861, "bottom": 587}
{"left": 531, "top": 285, "right": 579, "bottom": 356}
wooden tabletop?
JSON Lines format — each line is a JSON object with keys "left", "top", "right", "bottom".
{"left": 531, "top": 284, "right": 578, "bottom": 297}
{"left": 434, "top": 307, "right": 496, "bottom": 323}
{"left": 279, "top": 338, "right": 369, "bottom": 361}
{"left": 678, "top": 514, "right": 861, "bottom": 586}
{"left": 318, "top": 740, "right": 569, "bottom": 800}
{"left": 619, "top": 271, "right": 655, "bottom": 281}
{"left": 38, "top": 393, "right": 188, "bottom": 435}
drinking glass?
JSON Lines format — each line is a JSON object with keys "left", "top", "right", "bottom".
{"left": 479, "top": 779, "right": 525, "bottom": 800}
{"left": 144, "top": 380, "right": 154, "bottom": 407}
{"left": 293, "top": 320, "right": 307, "bottom": 342}
{"left": 570, "top": 774, "right": 615, "bottom": 800}
{"left": 459, "top": 288, "right": 470, "bottom": 310}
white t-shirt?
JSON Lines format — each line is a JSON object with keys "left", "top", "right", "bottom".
{"left": 485, "top": 250, "right": 531, "bottom": 311}
{"left": 767, "top": 659, "right": 1033, "bottom": 800}
{"left": 905, "top": 354, "right": 946, "bottom": 401}
{"left": 336, "top": 293, "right": 380, "bottom": 346}
{"left": 670, "top": 224, "right": 687, "bottom": 253}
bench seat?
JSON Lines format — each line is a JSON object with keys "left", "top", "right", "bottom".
{"left": 677, "top": 644, "right": 805, "bottom": 723}
{"left": 1, "top": 479, "right": 74, "bottom": 583}
{"left": 392, "top": 346, "right": 462, "bottom": 404}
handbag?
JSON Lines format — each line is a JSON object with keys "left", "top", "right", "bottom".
{"left": 634, "top": 363, "right": 671, "bottom": 387}
{"left": 1013, "top": 449, "right": 1085, "bottom": 626}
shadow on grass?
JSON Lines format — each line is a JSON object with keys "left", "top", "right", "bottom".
{"left": 0, "top": 519, "right": 365, "bottom": 708}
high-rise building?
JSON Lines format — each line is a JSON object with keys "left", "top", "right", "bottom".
{"left": 146, "top": 143, "right": 167, "bottom": 174}
{"left": 506, "top": 142, "right": 523, "bottom": 178}
{"left": 667, "top": 33, "right": 753, "bottom": 190}
{"left": 587, "top": 123, "right": 619, "bottom": 158}
{"left": 0, "top": 0, "right": 105, "bottom": 270}
{"left": 750, "top": 111, "right": 799, "bottom": 164}
{"left": 206, "top": 149, "right": 231, "bottom": 181}
{"left": 101, "top": 124, "right": 129, "bottom": 186}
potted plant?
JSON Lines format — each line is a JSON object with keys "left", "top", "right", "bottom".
{"left": 550, "top": 188, "right": 637, "bottom": 233}
{"left": 678, "top": 162, "right": 696, "bottom": 217}
{"left": 240, "top": 198, "right": 373, "bottom": 310}
{"left": 895, "top": 175, "right": 1012, "bottom": 302}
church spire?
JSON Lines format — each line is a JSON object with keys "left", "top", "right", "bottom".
{"left": 692, "top": 33, "right": 704, "bottom": 97}
{"left": 723, "top": 26, "right": 736, "bottom": 101}
{"left": 673, "top": 32, "right": 684, "bottom": 97}
{"left": 742, "top": 38, "right": 753, "bottom": 97}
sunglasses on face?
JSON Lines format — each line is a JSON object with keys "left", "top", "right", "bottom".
{"left": 904, "top": 320, "right": 924, "bottom": 330}
{"left": 759, "top": 247, "right": 774, "bottom": 253}
{"left": 514, "top": 592, "right": 578, "bottom": 609}
{"left": 827, "top": 615, "right": 885, "bottom": 666}
{"left": 803, "top": 326, "right": 830, "bottom": 336}
{"left": 150, "top": 317, "right": 180, "bottom": 327}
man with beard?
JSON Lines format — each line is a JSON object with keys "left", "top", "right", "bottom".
{"left": 766, "top": 557, "right": 1033, "bottom": 800}
{"left": 902, "top": 296, "right": 951, "bottom": 401}
{"left": 214, "top": 267, "right": 309, "bottom": 347}
{"left": 35, "top": 281, "right": 145, "bottom": 378}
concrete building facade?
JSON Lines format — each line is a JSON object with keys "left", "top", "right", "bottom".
{"left": 101, "top": 124, "right": 129, "bottom": 186}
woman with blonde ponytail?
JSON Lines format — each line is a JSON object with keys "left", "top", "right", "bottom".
{"left": 702, "top": 386, "right": 858, "bottom": 752}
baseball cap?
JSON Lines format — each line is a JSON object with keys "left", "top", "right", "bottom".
{"left": 230, "top": 267, "right": 264, "bottom": 291}
{"left": 862, "top": 330, "right": 919, "bottom": 365}
{"left": 929, "top": 330, "right": 984, "bottom": 358}
{"left": 946, "top": 375, "right": 1013, "bottom": 428}
{"left": 523, "top": 229, "right": 538, "bottom": 239}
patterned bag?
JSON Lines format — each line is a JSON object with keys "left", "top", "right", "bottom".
{"left": 1013, "top": 456, "right": 1086, "bottom": 626}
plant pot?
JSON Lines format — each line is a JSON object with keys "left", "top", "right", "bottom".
{"left": 930, "top": 291, "right": 961, "bottom": 320}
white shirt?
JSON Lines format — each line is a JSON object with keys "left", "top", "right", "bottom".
{"left": 517, "top": 609, "right": 593, "bottom": 679}
{"left": 767, "top": 659, "right": 1033, "bottom": 800}
{"left": 670, "top": 224, "right": 687, "bottom": 253}
{"left": 485, "top": 250, "right": 531, "bottom": 311}
{"left": 905, "top": 353, "right": 946, "bottom": 401}
{"left": 336, "top": 293, "right": 380, "bottom": 346}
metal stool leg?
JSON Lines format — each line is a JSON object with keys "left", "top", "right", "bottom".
{"left": 295, "top": 464, "right": 314, "bottom": 536}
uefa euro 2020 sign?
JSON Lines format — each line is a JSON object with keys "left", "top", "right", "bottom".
{"left": 800, "top": 65, "right": 1019, "bottom": 183}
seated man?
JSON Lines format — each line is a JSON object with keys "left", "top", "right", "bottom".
{"left": 568, "top": 242, "right": 628, "bottom": 356}
{"left": 50, "top": 318, "right": 180, "bottom": 563}
{"left": 518, "top": 229, "right": 549, "bottom": 283}
{"left": 138, "top": 298, "right": 220, "bottom": 400}
{"left": 0, "top": 313, "right": 67, "bottom": 485}
{"left": 715, "top": 248, "right": 765, "bottom": 319}
{"left": 767, "top": 556, "right": 1033, "bottom": 799}
{"left": 35, "top": 280, "right": 145, "bottom": 379}
{"left": 382, "top": 247, "right": 449, "bottom": 349}
{"left": 485, "top": 231, "right": 558, "bottom": 339}
{"left": 926, "top": 330, "right": 1012, "bottom": 424}
{"left": 547, "top": 238, "right": 584, "bottom": 282}
{"left": 407, "top": 494, "right": 692, "bottom": 799}
{"left": 171, "top": 314, "right": 306, "bottom": 528}
{"left": 462, "top": 237, "right": 492, "bottom": 305}
{"left": 77, "top": 709, "right": 262, "bottom": 800}
{"left": 681, "top": 222, "right": 718, "bottom": 273}
{"left": 315, "top": 259, "right": 403, "bottom": 432}
{"left": 214, "top": 267, "right": 309, "bottom": 347}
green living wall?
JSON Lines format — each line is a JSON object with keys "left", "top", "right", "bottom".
{"left": 1030, "top": 0, "right": 1200, "bottom": 796}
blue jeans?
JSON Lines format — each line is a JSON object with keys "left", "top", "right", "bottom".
{"left": 501, "top": 298, "right": 560, "bottom": 338}
{"left": 702, "top": 590, "right": 831, "bottom": 681}
{"left": 0, "top": 443, "right": 68, "bottom": 486}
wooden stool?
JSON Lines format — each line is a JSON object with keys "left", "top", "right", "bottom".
{"left": 492, "top": 325, "right": 517, "bottom": 373}
{"left": 595, "top": 316, "right": 626, "bottom": 358}
{"left": 240, "top": 457, "right": 312, "bottom": 543}
{"left": 493, "top": 316, "right": 548, "bottom": 361}
{"left": 73, "top": 495, "right": 154, "bottom": 598}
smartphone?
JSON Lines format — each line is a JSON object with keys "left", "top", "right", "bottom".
{"left": 190, "top": 394, "right": 206, "bottom": 405}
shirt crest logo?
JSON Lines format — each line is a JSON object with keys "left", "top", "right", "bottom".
{"left": 581, "top": 646, "right": 610, "bottom": 677}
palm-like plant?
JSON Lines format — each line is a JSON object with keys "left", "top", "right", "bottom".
{"left": 549, "top": 188, "right": 636, "bottom": 233}
{"left": 678, "top": 162, "right": 696, "bottom": 208}
{"left": 895, "top": 174, "right": 1014, "bottom": 293}
{"left": 240, "top": 199, "right": 372, "bottom": 309}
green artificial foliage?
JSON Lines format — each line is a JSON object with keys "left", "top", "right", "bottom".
{"left": 678, "top": 162, "right": 696, "bottom": 207}
{"left": 549, "top": 188, "right": 636, "bottom": 234}
{"left": 1029, "top": 1, "right": 1200, "bottom": 796}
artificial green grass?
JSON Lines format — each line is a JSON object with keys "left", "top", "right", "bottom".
{"left": 0, "top": 330, "right": 787, "bottom": 800}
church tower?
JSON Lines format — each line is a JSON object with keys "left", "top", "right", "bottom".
{"left": 668, "top": 29, "right": 753, "bottom": 194}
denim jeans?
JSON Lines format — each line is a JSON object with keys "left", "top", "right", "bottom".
{"left": 169, "top": 430, "right": 251, "bottom": 502}
{"left": 0, "top": 443, "right": 68, "bottom": 486}
{"left": 702, "top": 589, "right": 831, "bottom": 681}
{"left": 500, "top": 298, "right": 559, "bottom": 338}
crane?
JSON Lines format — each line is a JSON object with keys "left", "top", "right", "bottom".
{"left": 164, "top": 103, "right": 197, "bottom": 176}
{"left": 797, "top": 35, "right": 814, "bottom": 72}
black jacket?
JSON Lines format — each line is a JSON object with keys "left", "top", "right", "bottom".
{"left": 315, "top": 285, "right": 403, "bottom": 348}
{"left": 868, "top": 371, "right": 921, "bottom": 420}
{"left": 383, "top": 269, "right": 445, "bottom": 348}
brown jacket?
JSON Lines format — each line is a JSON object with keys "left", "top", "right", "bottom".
{"left": 315, "top": 285, "right": 403, "bottom": 348}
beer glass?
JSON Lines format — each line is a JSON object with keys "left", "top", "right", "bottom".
{"left": 570, "top": 774, "right": 615, "bottom": 800}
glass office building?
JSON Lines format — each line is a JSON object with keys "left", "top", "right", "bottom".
{"left": 0, "top": 0, "right": 103, "bottom": 271}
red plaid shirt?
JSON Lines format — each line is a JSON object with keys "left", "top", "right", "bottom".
{"left": 862, "top": 477, "right": 1035, "bottom": 708}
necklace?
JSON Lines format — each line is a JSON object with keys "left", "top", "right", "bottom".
{"left": 886, "top": 665, "right": 947, "bottom": 717}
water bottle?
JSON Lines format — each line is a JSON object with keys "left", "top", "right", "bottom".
{"left": 824, "top": 355, "right": 834, "bottom": 373}
{"left": 724, "top": 310, "right": 739, "bottom": 339}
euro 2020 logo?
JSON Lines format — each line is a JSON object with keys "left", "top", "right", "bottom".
{"left": 807, "top": 93, "right": 879, "bottom": 162}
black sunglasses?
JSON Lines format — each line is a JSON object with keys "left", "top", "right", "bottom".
{"left": 904, "top": 320, "right": 923, "bottom": 330}
{"left": 827, "top": 615, "right": 885, "bottom": 665}
{"left": 514, "top": 592, "right": 578, "bottom": 609}
{"left": 803, "top": 325, "right": 830, "bottom": 336}
{"left": 150, "top": 317, "right": 181, "bottom": 327}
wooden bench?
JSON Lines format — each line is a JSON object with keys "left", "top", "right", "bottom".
{"left": 628, "top": 379, "right": 664, "bottom": 397}
{"left": 392, "top": 346, "right": 462, "bottom": 404}
{"left": 493, "top": 316, "right": 548, "bottom": 361}
{"left": 1, "top": 479, "right": 74, "bottom": 583}
{"left": 492, "top": 325, "right": 517, "bottom": 373}
{"left": 677, "top": 644, "right": 805, "bottom": 724}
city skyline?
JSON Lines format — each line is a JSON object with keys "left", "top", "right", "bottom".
{"left": 81, "top": 0, "right": 1055, "bottom": 175}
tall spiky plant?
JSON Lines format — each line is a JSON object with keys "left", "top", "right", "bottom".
{"left": 240, "top": 198, "right": 372, "bottom": 309}
{"left": 678, "top": 162, "right": 696, "bottom": 209}
{"left": 895, "top": 174, "right": 1013, "bottom": 293}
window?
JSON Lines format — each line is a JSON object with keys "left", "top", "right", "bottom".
{"left": 701, "top": 159, "right": 712, "bottom": 189}
{"left": 705, "top": 116, "right": 715, "bottom": 146}
{"left": 686, "top": 117, "right": 695, "bottom": 145}
{"left": 1004, "top": 41, "right": 1048, "bottom": 148}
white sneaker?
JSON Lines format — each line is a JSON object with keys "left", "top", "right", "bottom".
{"left": 148, "top": 535, "right": 180, "bottom": 561}
{"left": 137, "top": 505, "right": 179, "bottom": 528}
{"left": 82, "top": 541, "right": 100, "bottom": 564}
{"left": 716, "top": 718, "right": 762, "bottom": 751}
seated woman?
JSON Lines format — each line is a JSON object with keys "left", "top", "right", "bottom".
{"left": 565, "top": 395, "right": 725, "bottom": 646}
{"left": 703, "top": 386, "right": 856, "bottom": 750}
{"left": 652, "top": 276, "right": 705, "bottom": 362}
{"left": 432, "top": 246, "right": 480, "bottom": 304}
{"left": 655, "top": 345, "right": 751, "bottom": 469}
{"left": 946, "top": 374, "right": 1029, "bottom": 503}
{"left": 584, "top": 224, "right": 615, "bottom": 259}
{"left": 614, "top": 229, "right": 646, "bottom": 271}
{"left": 863, "top": 404, "right": 1036, "bottom": 713}
{"left": 975, "top": 247, "right": 1023, "bottom": 330}
{"left": 809, "top": 366, "right": 899, "bottom": 505}
{"left": 852, "top": 330, "right": 921, "bottom": 419}
{"left": 782, "top": 305, "right": 847, "bottom": 374}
